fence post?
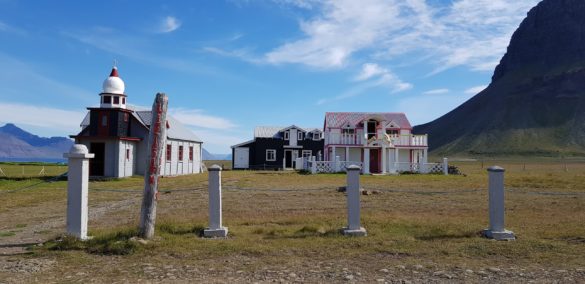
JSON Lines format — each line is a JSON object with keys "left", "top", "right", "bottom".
{"left": 311, "top": 156, "right": 317, "bottom": 174}
{"left": 204, "top": 165, "right": 228, "bottom": 238}
{"left": 443, "top": 157, "right": 448, "bottom": 176}
{"left": 341, "top": 165, "right": 367, "bottom": 236}
{"left": 334, "top": 156, "right": 341, "bottom": 172}
{"left": 482, "top": 166, "right": 515, "bottom": 241}
{"left": 63, "top": 144, "right": 94, "bottom": 240}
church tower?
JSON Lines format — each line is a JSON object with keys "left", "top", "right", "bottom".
{"left": 100, "top": 65, "right": 127, "bottom": 109}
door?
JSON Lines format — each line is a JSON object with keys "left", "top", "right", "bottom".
{"left": 370, "top": 148, "right": 380, "bottom": 173}
{"left": 234, "top": 147, "right": 249, "bottom": 169}
{"left": 284, "top": 150, "right": 293, "bottom": 168}
{"left": 90, "top": 142, "right": 105, "bottom": 176}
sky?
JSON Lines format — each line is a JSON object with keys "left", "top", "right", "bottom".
{"left": 0, "top": 0, "right": 540, "bottom": 154}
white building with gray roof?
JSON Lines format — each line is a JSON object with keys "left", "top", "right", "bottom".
{"left": 71, "top": 66, "right": 203, "bottom": 178}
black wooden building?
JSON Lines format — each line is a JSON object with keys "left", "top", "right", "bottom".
{"left": 231, "top": 125, "right": 324, "bottom": 170}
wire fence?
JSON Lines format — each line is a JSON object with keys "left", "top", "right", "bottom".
{"left": 0, "top": 164, "right": 68, "bottom": 178}
{"left": 447, "top": 158, "right": 585, "bottom": 174}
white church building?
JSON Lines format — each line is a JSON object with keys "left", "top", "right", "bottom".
{"left": 71, "top": 66, "right": 203, "bottom": 178}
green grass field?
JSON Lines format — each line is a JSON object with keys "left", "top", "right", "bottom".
{"left": 0, "top": 160, "right": 584, "bottom": 282}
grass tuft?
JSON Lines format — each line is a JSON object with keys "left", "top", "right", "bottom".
{"left": 44, "top": 228, "right": 140, "bottom": 255}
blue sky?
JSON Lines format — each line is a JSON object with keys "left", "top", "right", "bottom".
{"left": 0, "top": 0, "right": 540, "bottom": 153}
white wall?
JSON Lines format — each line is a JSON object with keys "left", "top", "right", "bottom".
{"left": 161, "top": 139, "right": 202, "bottom": 176}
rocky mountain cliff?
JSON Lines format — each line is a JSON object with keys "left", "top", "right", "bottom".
{"left": 0, "top": 124, "right": 74, "bottom": 161}
{"left": 414, "top": 0, "right": 585, "bottom": 157}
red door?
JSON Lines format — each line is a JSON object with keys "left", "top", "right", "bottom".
{"left": 370, "top": 149, "right": 380, "bottom": 173}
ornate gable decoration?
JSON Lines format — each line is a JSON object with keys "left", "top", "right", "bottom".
{"left": 384, "top": 120, "right": 399, "bottom": 129}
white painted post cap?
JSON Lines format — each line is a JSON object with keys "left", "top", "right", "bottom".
{"left": 208, "top": 164, "right": 222, "bottom": 171}
{"left": 487, "top": 166, "right": 505, "bottom": 172}
{"left": 63, "top": 144, "right": 95, "bottom": 159}
{"left": 346, "top": 165, "right": 361, "bottom": 171}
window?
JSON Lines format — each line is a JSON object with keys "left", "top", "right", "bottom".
{"left": 302, "top": 150, "right": 312, "bottom": 158}
{"left": 313, "top": 132, "right": 321, "bottom": 140}
{"left": 386, "top": 129, "right": 399, "bottom": 136}
{"left": 101, "top": 115, "right": 108, "bottom": 126}
{"left": 122, "top": 97, "right": 126, "bottom": 104}
{"left": 124, "top": 113, "right": 129, "bottom": 122}
{"left": 342, "top": 129, "right": 355, "bottom": 135}
{"left": 126, "top": 149, "right": 130, "bottom": 160}
{"left": 189, "top": 146, "right": 194, "bottom": 161}
{"left": 179, "top": 146, "right": 184, "bottom": 161}
{"left": 103, "top": 96, "right": 111, "bottom": 104}
{"left": 298, "top": 132, "right": 304, "bottom": 140}
{"left": 113, "top": 96, "right": 120, "bottom": 104}
{"left": 266, "top": 149, "right": 276, "bottom": 161}
{"left": 284, "top": 131, "right": 289, "bottom": 140}
{"left": 166, "top": 144, "right": 172, "bottom": 161}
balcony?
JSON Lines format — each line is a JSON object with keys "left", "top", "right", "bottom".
{"left": 328, "top": 133, "right": 427, "bottom": 147}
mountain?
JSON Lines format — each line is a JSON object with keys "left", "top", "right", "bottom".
{"left": 413, "top": 0, "right": 585, "bottom": 157}
{"left": 202, "top": 148, "right": 232, "bottom": 161}
{"left": 0, "top": 123, "right": 74, "bottom": 161}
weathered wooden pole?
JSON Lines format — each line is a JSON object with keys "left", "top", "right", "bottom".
{"left": 139, "top": 93, "right": 168, "bottom": 239}
{"left": 64, "top": 144, "right": 94, "bottom": 240}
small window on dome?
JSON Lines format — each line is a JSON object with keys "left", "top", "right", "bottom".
{"left": 103, "top": 96, "right": 111, "bottom": 104}
{"left": 122, "top": 97, "right": 126, "bottom": 104}
{"left": 113, "top": 96, "right": 120, "bottom": 104}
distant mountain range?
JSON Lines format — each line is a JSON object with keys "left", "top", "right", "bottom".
{"left": 414, "top": 0, "right": 585, "bottom": 157}
{"left": 0, "top": 123, "right": 231, "bottom": 162}
{"left": 202, "top": 148, "right": 232, "bottom": 161}
{"left": 0, "top": 123, "right": 73, "bottom": 162}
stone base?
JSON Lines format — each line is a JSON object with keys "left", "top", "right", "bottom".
{"left": 341, "top": 227, "right": 367, "bottom": 237}
{"left": 203, "top": 227, "right": 228, "bottom": 238}
{"left": 482, "top": 229, "right": 515, "bottom": 241}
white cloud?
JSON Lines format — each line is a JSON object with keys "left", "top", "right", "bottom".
{"left": 189, "top": 128, "right": 247, "bottom": 154}
{"left": 317, "top": 63, "right": 412, "bottom": 105}
{"left": 464, "top": 85, "right": 488, "bottom": 95}
{"left": 354, "top": 63, "right": 387, "bottom": 81}
{"left": 395, "top": 92, "right": 475, "bottom": 125}
{"left": 0, "top": 20, "right": 26, "bottom": 35}
{"left": 0, "top": 52, "right": 94, "bottom": 104}
{"left": 159, "top": 16, "right": 181, "bottom": 33}
{"left": 422, "top": 88, "right": 449, "bottom": 95}
{"left": 267, "top": 0, "right": 539, "bottom": 73}
{"left": 0, "top": 103, "right": 86, "bottom": 134}
{"left": 169, "top": 108, "right": 237, "bottom": 130}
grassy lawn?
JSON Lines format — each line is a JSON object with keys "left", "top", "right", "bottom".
{"left": 0, "top": 161, "right": 584, "bottom": 282}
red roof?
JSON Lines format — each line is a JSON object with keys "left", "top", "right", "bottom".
{"left": 324, "top": 112, "right": 412, "bottom": 129}
{"left": 109, "top": 67, "right": 119, "bottom": 77}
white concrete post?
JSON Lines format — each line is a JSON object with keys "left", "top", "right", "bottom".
{"left": 421, "top": 149, "right": 429, "bottom": 173}
{"left": 363, "top": 149, "right": 370, "bottom": 174}
{"left": 204, "top": 165, "right": 228, "bottom": 238}
{"left": 443, "top": 157, "right": 449, "bottom": 176}
{"left": 483, "top": 166, "right": 515, "bottom": 240}
{"left": 334, "top": 155, "right": 341, "bottom": 172}
{"left": 63, "top": 144, "right": 94, "bottom": 240}
{"left": 381, "top": 147, "right": 387, "bottom": 174}
{"left": 332, "top": 146, "right": 336, "bottom": 162}
{"left": 342, "top": 165, "right": 367, "bottom": 236}
{"left": 310, "top": 156, "right": 317, "bottom": 174}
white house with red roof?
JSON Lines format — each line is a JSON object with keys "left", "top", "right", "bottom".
{"left": 323, "top": 112, "right": 428, "bottom": 174}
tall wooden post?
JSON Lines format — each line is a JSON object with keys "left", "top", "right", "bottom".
{"left": 139, "top": 93, "right": 168, "bottom": 239}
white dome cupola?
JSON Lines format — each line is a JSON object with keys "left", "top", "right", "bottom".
{"left": 99, "top": 64, "right": 127, "bottom": 109}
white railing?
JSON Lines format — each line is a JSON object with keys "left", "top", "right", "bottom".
{"left": 327, "top": 133, "right": 363, "bottom": 145}
{"left": 393, "top": 162, "right": 442, "bottom": 173}
{"left": 387, "top": 134, "right": 428, "bottom": 147}
{"left": 328, "top": 133, "right": 427, "bottom": 147}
